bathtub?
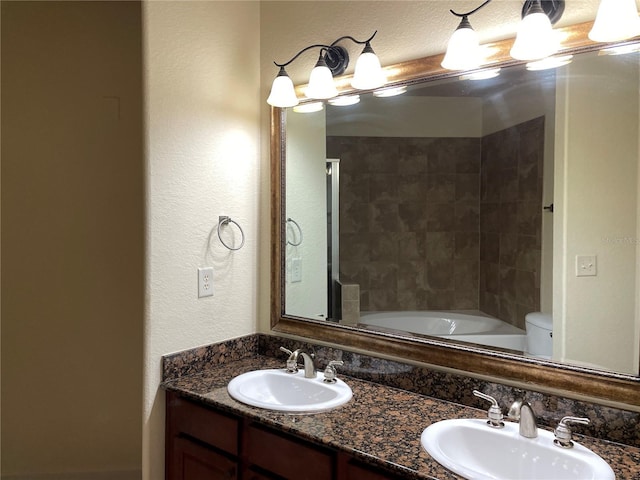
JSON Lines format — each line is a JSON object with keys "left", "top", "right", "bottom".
{"left": 359, "top": 311, "right": 526, "bottom": 352}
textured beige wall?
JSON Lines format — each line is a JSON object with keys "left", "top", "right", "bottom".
{"left": 142, "top": 2, "right": 261, "bottom": 479}
{"left": 1, "top": 1, "right": 143, "bottom": 477}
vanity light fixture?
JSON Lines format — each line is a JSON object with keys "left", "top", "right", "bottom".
{"left": 328, "top": 95, "right": 361, "bottom": 106}
{"left": 526, "top": 54, "right": 573, "bottom": 70}
{"left": 267, "top": 32, "right": 386, "bottom": 108}
{"left": 372, "top": 85, "right": 407, "bottom": 97}
{"left": 589, "top": 0, "right": 640, "bottom": 43}
{"left": 442, "top": 0, "right": 566, "bottom": 71}
{"left": 510, "top": 0, "right": 561, "bottom": 60}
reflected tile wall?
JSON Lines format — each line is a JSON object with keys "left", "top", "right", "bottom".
{"left": 480, "top": 117, "right": 544, "bottom": 328}
{"left": 327, "top": 136, "right": 481, "bottom": 312}
{"left": 329, "top": 117, "right": 544, "bottom": 325}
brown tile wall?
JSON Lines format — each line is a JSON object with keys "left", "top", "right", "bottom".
{"left": 328, "top": 117, "right": 543, "bottom": 324}
{"left": 327, "top": 136, "right": 481, "bottom": 312}
{"left": 479, "top": 117, "right": 544, "bottom": 328}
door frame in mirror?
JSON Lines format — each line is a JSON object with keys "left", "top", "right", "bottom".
{"left": 270, "top": 21, "right": 640, "bottom": 409}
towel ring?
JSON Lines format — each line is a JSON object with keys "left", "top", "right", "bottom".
{"left": 286, "top": 217, "right": 303, "bottom": 246}
{"left": 217, "top": 216, "right": 245, "bottom": 251}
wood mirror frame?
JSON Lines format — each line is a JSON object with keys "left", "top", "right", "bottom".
{"left": 270, "top": 21, "right": 640, "bottom": 409}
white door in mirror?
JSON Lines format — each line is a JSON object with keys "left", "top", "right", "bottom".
{"left": 421, "top": 418, "right": 615, "bottom": 480}
{"left": 227, "top": 368, "right": 352, "bottom": 413}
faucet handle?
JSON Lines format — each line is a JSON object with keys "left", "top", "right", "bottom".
{"left": 554, "top": 416, "right": 590, "bottom": 449}
{"left": 473, "top": 390, "right": 504, "bottom": 428}
{"left": 323, "top": 360, "right": 344, "bottom": 384}
{"left": 279, "top": 346, "right": 299, "bottom": 373}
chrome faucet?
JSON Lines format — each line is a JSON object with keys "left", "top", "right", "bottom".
{"left": 279, "top": 347, "right": 316, "bottom": 378}
{"left": 508, "top": 397, "right": 538, "bottom": 438}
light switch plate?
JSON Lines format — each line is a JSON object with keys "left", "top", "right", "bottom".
{"left": 576, "top": 255, "right": 597, "bottom": 277}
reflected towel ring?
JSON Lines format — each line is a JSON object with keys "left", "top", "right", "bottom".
{"left": 217, "top": 216, "right": 245, "bottom": 251}
{"left": 286, "top": 217, "right": 303, "bottom": 246}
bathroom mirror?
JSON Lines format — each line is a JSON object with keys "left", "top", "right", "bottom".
{"left": 271, "top": 21, "right": 640, "bottom": 407}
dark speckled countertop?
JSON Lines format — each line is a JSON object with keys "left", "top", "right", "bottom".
{"left": 161, "top": 353, "right": 640, "bottom": 480}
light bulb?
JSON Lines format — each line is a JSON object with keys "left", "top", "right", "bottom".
{"left": 442, "top": 16, "right": 483, "bottom": 71}
{"left": 267, "top": 67, "right": 299, "bottom": 107}
{"left": 511, "top": 2, "right": 559, "bottom": 61}
{"left": 305, "top": 54, "right": 338, "bottom": 100}
{"left": 589, "top": 0, "right": 640, "bottom": 43}
{"left": 351, "top": 43, "right": 386, "bottom": 90}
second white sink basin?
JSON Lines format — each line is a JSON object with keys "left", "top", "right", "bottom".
{"left": 421, "top": 418, "right": 615, "bottom": 480}
{"left": 227, "top": 368, "right": 352, "bottom": 413}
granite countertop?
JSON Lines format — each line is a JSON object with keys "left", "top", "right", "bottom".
{"left": 161, "top": 354, "right": 640, "bottom": 480}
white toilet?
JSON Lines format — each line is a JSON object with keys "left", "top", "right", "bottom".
{"left": 525, "top": 312, "right": 553, "bottom": 358}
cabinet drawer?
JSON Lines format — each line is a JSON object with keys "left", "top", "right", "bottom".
{"left": 172, "top": 436, "right": 237, "bottom": 480}
{"left": 343, "top": 460, "right": 404, "bottom": 480}
{"left": 245, "top": 424, "right": 334, "bottom": 480}
{"left": 168, "top": 393, "right": 239, "bottom": 455}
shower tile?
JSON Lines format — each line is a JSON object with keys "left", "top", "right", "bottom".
{"left": 518, "top": 202, "right": 542, "bottom": 236}
{"left": 340, "top": 202, "right": 369, "bottom": 234}
{"left": 516, "top": 234, "right": 541, "bottom": 272}
{"left": 455, "top": 204, "right": 480, "bottom": 232}
{"left": 482, "top": 262, "right": 500, "bottom": 295}
{"left": 518, "top": 162, "right": 540, "bottom": 203}
{"left": 516, "top": 269, "right": 536, "bottom": 306}
{"left": 500, "top": 168, "right": 519, "bottom": 203}
{"left": 499, "top": 297, "right": 517, "bottom": 326}
{"left": 480, "top": 169, "right": 500, "bottom": 203}
{"left": 340, "top": 233, "right": 371, "bottom": 263}
{"left": 370, "top": 233, "right": 398, "bottom": 262}
{"left": 426, "top": 174, "right": 455, "bottom": 203}
{"left": 480, "top": 202, "right": 500, "bottom": 233}
{"left": 499, "top": 266, "right": 517, "bottom": 302}
{"left": 368, "top": 288, "right": 398, "bottom": 311}
{"left": 499, "top": 202, "right": 518, "bottom": 233}
{"left": 479, "top": 291, "right": 500, "bottom": 318}
{"left": 426, "top": 203, "right": 455, "bottom": 232}
{"left": 455, "top": 232, "right": 479, "bottom": 260}
{"left": 369, "top": 173, "right": 398, "bottom": 203}
{"left": 397, "top": 232, "right": 424, "bottom": 261}
{"left": 499, "top": 233, "right": 518, "bottom": 267}
{"left": 426, "top": 290, "right": 454, "bottom": 310}
{"left": 368, "top": 203, "right": 399, "bottom": 233}
{"left": 340, "top": 172, "right": 370, "bottom": 205}
{"left": 428, "top": 141, "right": 457, "bottom": 173}
{"left": 455, "top": 173, "right": 480, "bottom": 204}
{"left": 340, "top": 261, "right": 370, "bottom": 289}
{"left": 398, "top": 174, "right": 428, "bottom": 203}
{"left": 480, "top": 233, "right": 500, "bottom": 263}
{"left": 398, "top": 154, "right": 428, "bottom": 174}
{"left": 426, "top": 231, "right": 454, "bottom": 260}
{"left": 368, "top": 149, "right": 398, "bottom": 173}
{"left": 367, "top": 262, "right": 399, "bottom": 290}
{"left": 398, "top": 203, "right": 428, "bottom": 232}
{"left": 398, "top": 261, "right": 427, "bottom": 291}
{"left": 455, "top": 139, "right": 481, "bottom": 173}
{"left": 426, "top": 259, "right": 454, "bottom": 290}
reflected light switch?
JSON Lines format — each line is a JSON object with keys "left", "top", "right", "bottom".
{"left": 291, "top": 257, "right": 302, "bottom": 283}
{"left": 576, "top": 255, "right": 597, "bottom": 277}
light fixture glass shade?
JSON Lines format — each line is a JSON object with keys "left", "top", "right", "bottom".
{"left": 442, "top": 17, "right": 482, "bottom": 71}
{"left": 589, "top": 0, "right": 640, "bottom": 43}
{"left": 267, "top": 68, "right": 299, "bottom": 107}
{"left": 305, "top": 55, "right": 338, "bottom": 99}
{"left": 351, "top": 44, "right": 386, "bottom": 90}
{"left": 510, "top": 8, "right": 559, "bottom": 60}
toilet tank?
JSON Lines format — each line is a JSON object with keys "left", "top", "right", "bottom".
{"left": 525, "top": 312, "right": 553, "bottom": 358}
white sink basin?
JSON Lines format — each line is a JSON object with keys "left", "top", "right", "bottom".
{"left": 421, "top": 419, "right": 615, "bottom": 480}
{"left": 227, "top": 369, "right": 352, "bottom": 413}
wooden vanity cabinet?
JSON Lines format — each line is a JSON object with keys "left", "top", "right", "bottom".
{"left": 166, "top": 391, "right": 406, "bottom": 480}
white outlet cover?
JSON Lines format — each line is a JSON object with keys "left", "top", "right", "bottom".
{"left": 198, "top": 267, "right": 214, "bottom": 297}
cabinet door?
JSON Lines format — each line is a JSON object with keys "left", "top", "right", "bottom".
{"left": 171, "top": 436, "right": 237, "bottom": 480}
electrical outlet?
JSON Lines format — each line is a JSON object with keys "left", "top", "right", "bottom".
{"left": 198, "top": 267, "right": 214, "bottom": 297}
{"left": 291, "top": 257, "right": 302, "bottom": 283}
